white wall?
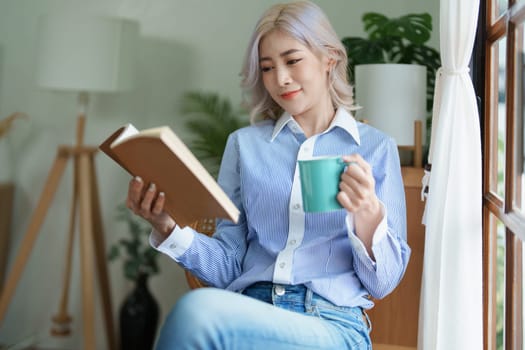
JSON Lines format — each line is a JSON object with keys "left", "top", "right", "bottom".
{"left": 0, "top": 0, "right": 439, "bottom": 348}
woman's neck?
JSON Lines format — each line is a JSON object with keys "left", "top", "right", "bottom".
{"left": 294, "top": 99, "right": 336, "bottom": 138}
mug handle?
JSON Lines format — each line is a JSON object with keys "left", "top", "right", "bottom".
{"left": 338, "top": 158, "right": 359, "bottom": 168}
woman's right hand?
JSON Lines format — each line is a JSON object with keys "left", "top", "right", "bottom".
{"left": 126, "top": 176, "right": 176, "bottom": 237}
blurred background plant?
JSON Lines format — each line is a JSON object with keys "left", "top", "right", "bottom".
{"left": 107, "top": 204, "right": 160, "bottom": 281}
{"left": 181, "top": 91, "right": 249, "bottom": 178}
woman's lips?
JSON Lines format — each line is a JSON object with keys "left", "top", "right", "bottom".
{"left": 280, "top": 89, "right": 301, "bottom": 100}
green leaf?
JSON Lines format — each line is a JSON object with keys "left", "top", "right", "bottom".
{"left": 107, "top": 245, "right": 120, "bottom": 261}
{"left": 385, "top": 14, "right": 432, "bottom": 45}
{"left": 343, "top": 37, "right": 385, "bottom": 64}
{"left": 124, "top": 260, "right": 140, "bottom": 280}
{"left": 362, "top": 13, "right": 390, "bottom": 40}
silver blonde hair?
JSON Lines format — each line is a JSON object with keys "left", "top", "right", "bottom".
{"left": 240, "top": 1, "right": 357, "bottom": 123}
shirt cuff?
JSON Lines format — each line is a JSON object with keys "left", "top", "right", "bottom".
{"left": 346, "top": 201, "right": 388, "bottom": 258}
{"left": 149, "top": 225, "right": 195, "bottom": 260}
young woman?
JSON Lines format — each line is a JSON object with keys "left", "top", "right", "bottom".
{"left": 126, "top": 1, "right": 410, "bottom": 349}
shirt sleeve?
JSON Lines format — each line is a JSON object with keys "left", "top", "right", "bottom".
{"left": 348, "top": 136, "right": 411, "bottom": 299}
{"left": 149, "top": 225, "right": 194, "bottom": 259}
{"left": 345, "top": 200, "right": 388, "bottom": 265}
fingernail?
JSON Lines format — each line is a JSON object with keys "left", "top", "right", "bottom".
{"left": 148, "top": 183, "right": 156, "bottom": 191}
{"left": 159, "top": 192, "right": 165, "bottom": 197}
{"left": 135, "top": 176, "right": 143, "bottom": 183}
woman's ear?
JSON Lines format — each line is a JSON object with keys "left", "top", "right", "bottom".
{"left": 326, "top": 57, "right": 336, "bottom": 73}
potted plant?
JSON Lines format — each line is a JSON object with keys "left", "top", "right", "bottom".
{"left": 108, "top": 204, "right": 160, "bottom": 350}
{"left": 342, "top": 12, "right": 440, "bottom": 112}
{"left": 342, "top": 13, "right": 440, "bottom": 164}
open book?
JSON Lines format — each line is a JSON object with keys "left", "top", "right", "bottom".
{"left": 99, "top": 124, "right": 240, "bottom": 227}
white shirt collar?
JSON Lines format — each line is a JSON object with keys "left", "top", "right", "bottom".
{"left": 270, "top": 107, "right": 360, "bottom": 145}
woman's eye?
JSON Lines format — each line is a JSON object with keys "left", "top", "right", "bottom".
{"left": 287, "top": 58, "right": 302, "bottom": 65}
{"left": 260, "top": 66, "right": 272, "bottom": 72}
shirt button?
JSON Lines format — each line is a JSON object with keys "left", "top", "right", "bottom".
{"left": 303, "top": 147, "right": 310, "bottom": 153}
{"left": 279, "top": 262, "right": 286, "bottom": 269}
{"left": 289, "top": 239, "right": 296, "bottom": 245}
{"left": 274, "top": 285, "right": 285, "bottom": 296}
{"left": 293, "top": 203, "right": 301, "bottom": 210}
{"left": 169, "top": 243, "right": 177, "bottom": 249}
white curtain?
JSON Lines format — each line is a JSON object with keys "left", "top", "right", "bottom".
{"left": 418, "top": 0, "right": 482, "bottom": 349}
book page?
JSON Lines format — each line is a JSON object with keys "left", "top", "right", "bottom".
{"left": 110, "top": 123, "right": 139, "bottom": 148}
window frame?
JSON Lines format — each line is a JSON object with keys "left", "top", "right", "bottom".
{"left": 481, "top": 1, "right": 525, "bottom": 349}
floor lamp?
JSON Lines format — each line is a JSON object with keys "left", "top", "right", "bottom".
{"left": 0, "top": 13, "right": 138, "bottom": 350}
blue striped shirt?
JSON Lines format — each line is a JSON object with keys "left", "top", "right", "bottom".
{"left": 153, "top": 108, "right": 411, "bottom": 308}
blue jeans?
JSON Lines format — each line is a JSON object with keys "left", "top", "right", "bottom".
{"left": 155, "top": 282, "right": 372, "bottom": 349}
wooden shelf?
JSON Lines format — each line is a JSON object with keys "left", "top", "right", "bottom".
{"left": 374, "top": 344, "right": 416, "bottom": 350}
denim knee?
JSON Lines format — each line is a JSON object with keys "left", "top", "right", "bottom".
{"left": 155, "top": 288, "right": 229, "bottom": 350}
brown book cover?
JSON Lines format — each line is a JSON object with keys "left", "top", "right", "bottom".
{"left": 99, "top": 124, "right": 240, "bottom": 227}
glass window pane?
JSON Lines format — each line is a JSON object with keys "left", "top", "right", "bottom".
{"left": 517, "top": 22, "right": 525, "bottom": 213}
{"left": 499, "top": 39, "right": 507, "bottom": 199}
{"left": 492, "top": 0, "right": 508, "bottom": 21}
{"left": 488, "top": 212, "right": 506, "bottom": 350}
{"left": 499, "top": 0, "right": 508, "bottom": 14}
{"left": 490, "top": 39, "right": 507, "bottom": 198}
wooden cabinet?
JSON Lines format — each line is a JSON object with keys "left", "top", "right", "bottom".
{"left": 368, "top": 167, "right": 425, "bottom": 350}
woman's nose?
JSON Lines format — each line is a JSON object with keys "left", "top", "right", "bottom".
{"left": 276, "top": 67, "right": 291, "bottom": 86}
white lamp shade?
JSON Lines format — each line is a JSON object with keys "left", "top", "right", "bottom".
{"left": 355, "top": 64, "right": 426, "bottom": 146}
{"left": 36, "top": 12, "right": 139, "bottom": 92}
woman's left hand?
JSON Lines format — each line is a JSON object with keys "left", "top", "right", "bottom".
{"left": 337, "top": 154, "right": 379, "bottom": 214}
{"left": 337, "top": 154, "right": 383, "bottom": 255}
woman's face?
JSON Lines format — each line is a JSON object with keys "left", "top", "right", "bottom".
{"left": 258, "top": 30, "right": 332, "bottom": 119}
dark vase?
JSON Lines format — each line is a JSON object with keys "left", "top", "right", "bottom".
{"left": 119, "top": 274, "right": 160, "bottom": 350}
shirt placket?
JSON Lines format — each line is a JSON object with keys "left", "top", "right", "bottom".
{"left": 272, "top": 135, "right": 317, "bottom": 284}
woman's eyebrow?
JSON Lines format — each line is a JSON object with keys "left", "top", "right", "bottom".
{"left": 259, "top": 48, "right": 302, "bottom": 62}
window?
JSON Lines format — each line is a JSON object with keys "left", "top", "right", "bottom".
{"left": 482, "top": 1, "right": 525, "bottom": 349}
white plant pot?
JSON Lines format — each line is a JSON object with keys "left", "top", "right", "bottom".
{"left": 355, "top": 63, "right": 427, "bottom": 146}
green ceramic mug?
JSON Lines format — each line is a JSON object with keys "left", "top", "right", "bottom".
{"left": 298, "top": 156, "right": 349, "bottom": 213}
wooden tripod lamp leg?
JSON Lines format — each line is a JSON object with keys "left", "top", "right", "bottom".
{"left": 88, "top": 154, "right": 117, "bottom": 350}
{"left": 51, "top": 157, "right": 80, "bottom": 336}
{"left": 78, "top": 152, "right": 97, "bottom": 350}
{"left": 0, "top": 149, "right": 69, "bottom": 324}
